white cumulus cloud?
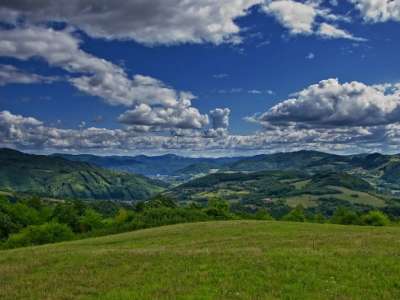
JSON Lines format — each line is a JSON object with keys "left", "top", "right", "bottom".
{"left": 118, "top": 103, "right": 209, "bottom": 130}
{"left": 0, "top": 0, "right": 262, "bottom": 45}
{"left": 2, "top": 109, "right": 400, "bottom": 155}
{"left": 263, "top": 0, "right": 365, "bottom": 41}
{"left": 318, "top": 23, "right": 367, "bottom": 41}
{"left": 256, "top": 78, "right": 400, "bottom": 127}
{"left": 263, "top": 0, "right": 317, "bottom": 34}
{"left": 350, "top": 0, "right": 400, "bottom": 22}
{"left": 0, "top": 26, "right": 208, "bottom": 130}
{"left": 0, "top": 64, "right": 57, "bottom": 86}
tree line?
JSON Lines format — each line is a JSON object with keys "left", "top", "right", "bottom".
{"left": 0, "top": 194, "right": 392, "bottom": 249}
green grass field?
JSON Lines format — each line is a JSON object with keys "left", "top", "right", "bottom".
{"left": 283, "top": 186, "right": 387, "bottom": 208}
{"left": 1, "top": 220, "right": 400, "bottom": 299}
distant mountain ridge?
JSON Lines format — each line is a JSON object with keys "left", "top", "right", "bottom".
{"left": 161, "top": 149, "right": 400, "bottom": 216}
{"left": 3, "top": 148, "right": 400, "bottom": 203}
{"left": 227, "top": 150, "right": 396, "bottom": 172}
{"left": 0, "top": 148, "right": 166, "bottom": 201}
{"left": 54, "top": 150, "right": 400, "bottom": 186}
{"left": 52, "top": 153, "right": 242, "bottom": 176}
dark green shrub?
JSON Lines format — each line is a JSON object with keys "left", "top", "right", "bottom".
{"left": 52, "top": 204, "right": 80, "bottom": 232}
{"left": 114, "top": 208, "right": 135, "bottom": 225}
{"left": 79, "top": 209, "right": 104, "bottom": 232}
{"left": 0, "top": 211, "right": 20, "bottom": 240}
{"left": 312, "top": 213, "right": 326, "bottom": 224}
{"left": 204, "top": 197, "right": 231, "bottom": 219}
{"left": 254, "top": 209, "right": 273, "bottom": 220}
{"left": 144, "top": 195, "right": 177, "bottom": 209}
{"left": 139, "top": 207, "right": 209, "bottom": 227}
{"left": 7, "top": 202, "right": 40, "bottom": 227}
{"left": 331, "top": 207, "right": 360, "bottom": 225}
{"left": 361, "top": 210, "right": 390, "bottom": 226}
{"left": 282, "top": 205, "right": 306, "bottom": 222}
{"left": 4, "top": 222, "right": 74, "bottom": 248}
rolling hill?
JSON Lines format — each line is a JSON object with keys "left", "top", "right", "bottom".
{"left": 55, "top": 151, "right": 400, "bottom": 193}
{"left": 0, "top": 148, "right": 166, "bottom": 201}
{"left": 176, "top": 150, "right": 397, "bottom": 176}
{"left": 1, "top": 220, "right": 400, "bottom": 299}
{"left": 168, "top": 151, "right": 400, "bottom": 198}
{"left": 166, "top": 169, "right": 395, "bottom": 216}
{"left": 3, "top": 148, "right": 400, "bottom": 209}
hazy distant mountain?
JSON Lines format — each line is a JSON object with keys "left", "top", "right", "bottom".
{"left": 0, "top": 149, "right": 166, "bottom": 201}
{"left": 224, "top": 150, "right": 398, "bottom": 176}
{"left": 53, "top": 153, "right": 241, "bottom": 176}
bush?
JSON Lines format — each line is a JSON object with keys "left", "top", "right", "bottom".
{"left": 7, "top": 202, "right": 40, "bottom": 227}
{"left": 79, "top": 209, "right": 104, "bottom": 232}
{"left": 312, "top": 213, "right": 326, "bottom": 224}
{"left": 114, "top": 208, "right": 130, "bottom": 225}
{"left": 254, "top": 209, "right": 273, "bottom": 220}
{"left": 52, "top": 203, "right": 80, "bottom": 232}
{"left": 137, "top": 207, "right": 209, "bottom": 228}
{"left": 282, "top": 205, "right": 306, "bottom": 222}
{"left": 144, "top": 195, "right": 177, "bottom": 209}
{"left": 204, "top": 197, "right": 232, "bottom": 219}
{"left": 361, "top": 210, "right": 390, "bottom": 226}
{"left": 4, "top": 222, "right": 74, "bottom": 248}
{"left": 0, "top": 211, "right": 20, "bottom": 240}
{"left": 331, "top": 207, "right": 360, "bottom": 225}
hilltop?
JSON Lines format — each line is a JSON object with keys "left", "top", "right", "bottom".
{"left": 1, "top": 220, "right": 400, "bottom": 300}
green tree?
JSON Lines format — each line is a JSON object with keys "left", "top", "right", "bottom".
{"left": 52, "top": 204, "right": 80, "bottom": 232}
{"left": 188, "top": 202, "right": 202, "bottom": 210}
{"left": 145, "top": 195, "right": 177, "bottom": 209}
{"left": 24, "top": 196, "right": 43, "bottom": 210}
{"left": 5, "top": 222, "right": 74, "bottom": 248}
{"left": 0, "top": 211, "right": 20, "bottom": 240}
{"left": 282, "top": 205, "right": 306, "bottom": 222}
{"left": 208, "top": 197, "right": 230, "bottom": 212}
{"left": 114, "top": 208, "right": 131, "bottom": 225}
{"left": 331, "top": 207, "right": 360, "bottom": 225}
{"left": 134, "top": 201, "right": 145, "bottom": 212}
{"left": 205, "top": 197, "right": 231, "bottom": 219}
{"left": 7, "top": 202, "right": 40, "bottom": 227}
{"left": 254, "top": 209, "right": 273, "bottom": 220}
{"left": 361, "top": 210, "right": 390, "bottom": 226}
{"left": 312, "top": 213, "right": 326, "bottom": 224}
{"left": 72, "top": 199, "right": 88, "bottom": 215}
{"left": 79, "top": 209, "right": 103, "bottom": 232}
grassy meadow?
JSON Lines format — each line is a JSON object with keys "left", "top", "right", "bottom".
{"left": 1, "top": 220, "right": 400, "bottom": 299}
{"left": 283, "top": 186, "right": 386, "bottom": 208}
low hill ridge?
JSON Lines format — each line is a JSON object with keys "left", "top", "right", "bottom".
{"left": 0, "top": 148, "right": 166, "bottom": 201}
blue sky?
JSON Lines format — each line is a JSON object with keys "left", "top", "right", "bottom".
{"left": 1, "top": 0, "right": 400, "bottom": 156}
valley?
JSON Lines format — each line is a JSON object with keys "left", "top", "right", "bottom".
{"left": 2, "top": 148, "right": 400, "bottom": 218}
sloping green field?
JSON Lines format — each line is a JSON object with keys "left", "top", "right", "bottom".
{"left": 1, "top": 221, "right": 400, "bottom": 299}
{"left": 283, "top": 186, "right": 386, "bottom": 208}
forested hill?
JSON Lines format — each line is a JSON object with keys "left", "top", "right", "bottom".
{"left": 55, "top": 150, "right": 400, "bottom": 183}
{"left": 0, "top": 148, "right": 166, "bottom": 201}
